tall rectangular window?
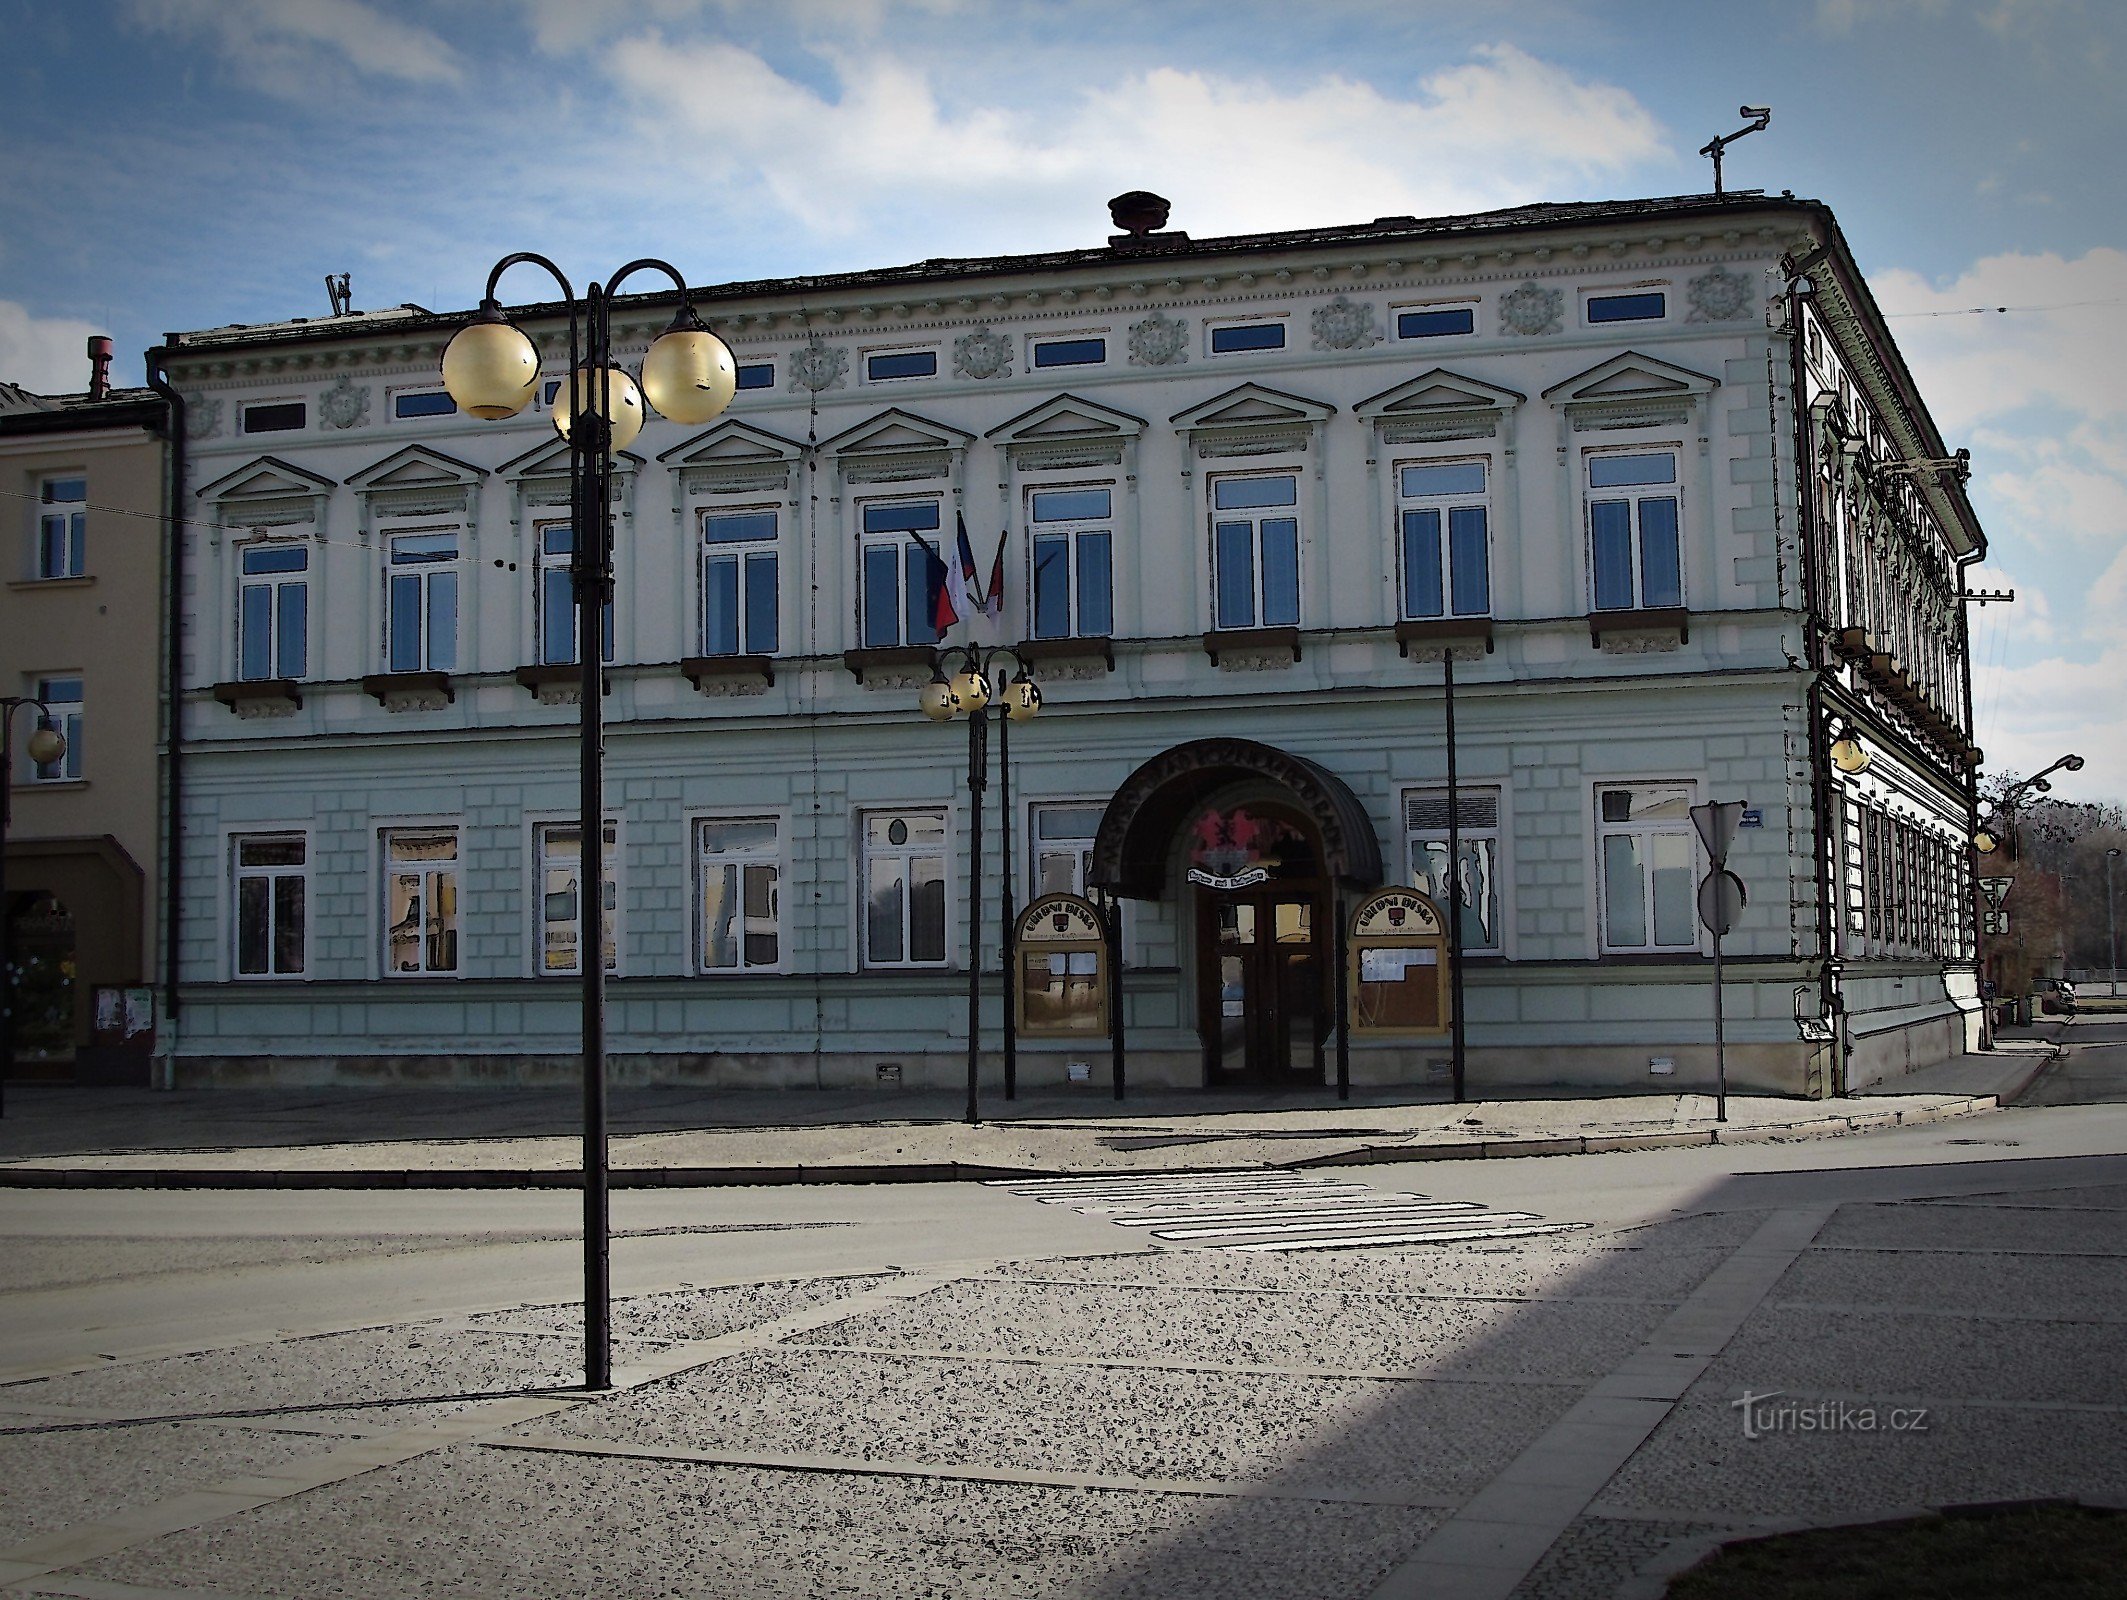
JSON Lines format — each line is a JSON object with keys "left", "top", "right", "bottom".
{"left": 382, "top": 828, "right": 460, "bottom": 975}
{"left": 37, "top": 475, "right": 86, "bottom": 579}
{"left": 1404, "top": 788, "right": 1502, "bottom": 953}
{"left": 1597, "top": 785, "right": 1697, "bottom": 953}
{"left": 701, "top": 509, "right": 780, "bottom": 656}
{"left": 1211, "top": 473, "right": 1300, "bottom": 629}
{"left": 862, "top": 809, "right": 947, "bottom": 967}
{"left": 696, "top": 817, "right": 781, "bottom": 971}
{"left": 1587, "top": 451, "right": 1682, "bottom": 612}
{"left": 535, "top": 821, "right": 617, "bottom": 975}
{"left": 30, "top": 676, "right": 82, "bottom": 781}
{"left": 534, "top": 524, "right": 613, "bottom": 666}
{"left": 1029, "top": 487, "right": 1113, "bottom": 640}
{"left": 1030, "top": 803, "right": 1104, "bottom": 897}
{"left": 237, "top": 543, "right": 308, "bottom": 680}
{"left": 1398, "top": 460, "right": 1490, "bottom": 619}
{"left": 859, "top": 499, "right": 942, "bottom": 649}
{"left": 233, "top": 834, "right": 306, "bottom": 977}
{"left": 385, "top": 531, "right": 458, "bottom": 673}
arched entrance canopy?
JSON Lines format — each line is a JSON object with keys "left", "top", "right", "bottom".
{"left": 1088, "top": 737, "right": 1383, "bottom": 900}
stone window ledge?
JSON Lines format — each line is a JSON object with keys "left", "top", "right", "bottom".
{"left": 360, "top": 671, "right": 455, "bottom": 709}
{"left": 1201, "top": 626, "right": 1301, "bottom": 668}
{"left": 212, "top": 679, "right": 304, "bottom": 717}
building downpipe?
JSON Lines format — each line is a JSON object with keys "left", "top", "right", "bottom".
{"left": 144, "top": 350, "right": 185, "bottom": 1070}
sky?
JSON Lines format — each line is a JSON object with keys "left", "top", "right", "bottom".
{"left": 1, "top": 0, "right": 2120, "bottom": 805}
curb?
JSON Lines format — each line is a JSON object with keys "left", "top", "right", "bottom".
{"left": 0, "top": 1094, "right": 2000, "bottom": 1191}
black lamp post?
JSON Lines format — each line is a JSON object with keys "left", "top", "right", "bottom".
{"left": 1974, "top": 753, "right": 2085, "bottom": 1026}
{"left": 2107, "top": 847, "right": 2121, "bottom": 999}
{"left": 441, "top": 254, "right": 736, "bottom": 1390}
{"left": 1, "top": 698, "right": 69, "bottom": 1118}
{"left": 919, "top": 644, "right": 1041, "bottom": 1123}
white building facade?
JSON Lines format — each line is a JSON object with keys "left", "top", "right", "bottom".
{"left": 151, "top": 192, "right": 1983, "bottom": 1096}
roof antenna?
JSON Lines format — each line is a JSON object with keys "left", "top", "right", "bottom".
{"left": 1700, "top": 106, "right": 1771, "bottom": 196}
{"left": 325, "top": 273, "right": 352, "bottom": 317}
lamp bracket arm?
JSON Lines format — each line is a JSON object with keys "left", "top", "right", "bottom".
{"left": 483, "top": 252, "right": 576, "bottom": 310}
{"left": 604, "top": 258, "right": 693, "bottom": 310}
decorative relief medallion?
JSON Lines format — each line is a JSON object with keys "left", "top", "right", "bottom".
{"left": 1498, "top": 281, "right": 1562, "bottom": 336}
{"left": 187, "top": 397, "right": 223, "bottom": 440}
{"left": 788, "top": 340, "right": 847, "bottom": 393}
{"left": 1128, "top": 311, "right": 1189, "bottom": 366}
{"left": 1687, "top": 266, "right": 1754, "bottom": 323}
{"left": 953, "top": 325, "right": 1014, "bottom": 381}
{"left": 318, "top": 376, "right": 370, "bottom": 429}
{"left": 1310, "top": 295, "right": 1379, "bottom": 351}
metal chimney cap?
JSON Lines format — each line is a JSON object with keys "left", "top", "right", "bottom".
{"left": 1108, "top": 191, "right": 1172, "bottom": 236}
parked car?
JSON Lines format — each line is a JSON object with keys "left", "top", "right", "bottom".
{"left": 2040, "top": 980, "right": 2078, "bottom": 1017}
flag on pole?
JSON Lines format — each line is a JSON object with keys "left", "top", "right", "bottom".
{"left": 984, "top": 528, "right": 1006, "bottom": 623}
{"left": 918, "top": 536, "right": 957, "bottom": 634}
{"left": 953, "top": 514, "right": 984, "bottom": 623}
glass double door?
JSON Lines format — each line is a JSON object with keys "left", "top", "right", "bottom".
{"left": 1198, "top": 888, "right": 1327, "bottom": 1085}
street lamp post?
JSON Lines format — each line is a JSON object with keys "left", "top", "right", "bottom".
{"left": 1973, "top": 752, "right": 2085, "bottom": 1027}
{"left": 441, "top": 254, "right": 736, "bottom": 1390}
{"left": 2107, "top": 847, "right": 2121, "bottom": 999}
{"left": 0, "top": 698, "right": 69, "bottom": 1118}
{"left": 920, "top": 645, "right": 1041, "bottom": 1123}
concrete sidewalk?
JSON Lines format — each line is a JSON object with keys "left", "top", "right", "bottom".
{"left": 0, "top": 1041, "right": 2056, "bottom": 1188}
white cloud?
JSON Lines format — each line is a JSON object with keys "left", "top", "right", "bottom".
{"left": 0, "top": 301, "right": 105, "bottom": 395}
{"left": 124, "top": 0, "right": 461, "bottom": 95}
{"left": 1971, "top": 640, "right": 2126, "bottom": 800}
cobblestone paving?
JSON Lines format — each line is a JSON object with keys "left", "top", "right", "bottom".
{"left": 1505, "top": 1515, "right": 1745, "bottom": 1599}
{"left": 465, "top": 1271, "right": 894, "bottom": 1343}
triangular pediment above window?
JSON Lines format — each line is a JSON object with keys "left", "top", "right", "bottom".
{"left": 345, "top": 445, "right": 487, "bottom": 494}
{"left": 656, "top": 419, "right": 805, "bottom": 467}
{"left": 1169, "top": 383, "right": 1336, "bottom": 434}
{"left": 820, "top": 408, "right": 973, "bottom": 458}
{"left": 195, "top": 455, "right": 336, "bottom": 503}
{"left": 986, "top": 394, "right": 1148, "bottom": 444}
{"left": 497, "top": 438, "right": 645, "bottom": 481}
{"left": 1357, "top": 369, "right": 1525, "bottom": 421}
{"left": 1542, "top": 352, "right": 1718, "bottom": 404}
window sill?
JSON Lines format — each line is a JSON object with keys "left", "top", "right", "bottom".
{"left": 212, "top": 679, "right": 304, "bottom": 717}
{"left": 1395, "top": 617, "right": 1494, "bottom": 658}
{"left": 18, "top": 777, "right": 86, "bottom": 792}
{"left": 514, "top": 664, "right": 609, "bottom": 702}
{"left": 842, "top": 645, "right": 937, "bottom": 685}
{"left": 360, "top": 671, "right": 455, "bottom": 709}
{"left": 7, "top": 575, "right": 95, "bottom": 592}
{"left": 681, "top": 654, "right": 776, "bottom": 694}
{"left": 1201, "top": 626, "right": 1301, "bottom": 667}
{"left": 1586, "top": 607, "right": 1689, "bottom": 648}
{"left": 1016, "top": 635, "right": 1115, "bottom": 672}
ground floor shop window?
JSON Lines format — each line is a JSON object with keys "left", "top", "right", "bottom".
{"left": 696, "top": 816, "right": 781, "bottom": 971}
{"left": 382, "top": 828, "right": 460, "bottom": 975}
{"left": 233, "top": 834, "right": 306, "bottom": 976}
{"left": 862, "top": 809, "right": 946, "bottom": 967}
{"left": 1597, "top": 783, "right": 1697, "bottom": 952}
{"left": 1403, "top": 786, "right": 1501, "bottom": 952}
{"left": 535, "top": 821, "right": 617, "bottom": 974}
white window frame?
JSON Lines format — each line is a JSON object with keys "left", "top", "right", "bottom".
{"left": 1026, "top": 482, "right": 1115, "bottom": 641}
{"left": 231, "top": 831, "right": 309, "bottom": 980}
{"left": 862, "top": 345, "right": 941, "bottom": 384}
{"left": 1206, "top": 315, "right": 1288, "bottom": 356}
{"left": 1028, "top": 332, "right": 1109, "bottom": 371}
{"left": 28, "top": 674, "right": 82, "bottom": 782}
{"left": 1394, "top": 454, "right": 1492, "bottom": 621}
{"left": 235, "top": 537, "right": 310, "bottom": 681}
{"left": 693, "top": 813, "right": 784, "bottom": 973}
{"left": 389, "top": 385, "right": 459, "bottom": 421}
{"left": 1208, "top": 469, "right": 1302, "bottom": 631}
{"left": 1391, "top": 299, "right": 1480, "bottom": 341}
{"left": 699, "top": 504, "right": 782, "bottom": 658}
{"left": 1584, "top": 446, "right": 1685, "bottom": 613}
{"left": 857, "top": 494, "right": 944, "bottom": 650}
{"left": 239, "top": 396, "right": 307, "bottom": 435}
{"left": 380, "top": 824, "right": 462, "bottom": 977}
{"left": 1594, "top": 782, "right": 1700, "bottom": 955}
{"left": 860, "top": 807, "right": 949, "bottom": 969}
{"left": 530, "top": 818, "right": 619, "bottom": 977}
{"left": 35, "top": 472, "right": 87, "bottom": 580}
{"left": 1028, "top": 800, "right": 1106, "bottom": 900}
{"left": 1581, "top": 284, "right": 1672, "bottom": 327}
{"left": 382, "top": 523, "right": 462, "bottom": 673}
{"left": 1402, "top": 786, "right": 1504, "bottom": 955}
{"left": 532, "top": 519, "right": 613, "bottom": 667}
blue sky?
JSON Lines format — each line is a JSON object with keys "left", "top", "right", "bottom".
{"left": 2, "top": 0, "right": 2119, "bottom": 801}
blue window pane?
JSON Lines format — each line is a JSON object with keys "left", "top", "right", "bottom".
{"left": 388, "top": 574, "right": 421, "bottom": 670}
{"left": 1030, "top": 488, "right": 1110, "bottom": 523}
{"left": 600, "top": 599, "right": 614, "bottom": 663}
{"left": 543, "top": 568, "right": 575, "bottom": 663}
{"left": 862, "top": 502, "right": 940, "bottom": 534}
{"left": 1077, "top": 530, "right": 1112, "bottom": 636}
{"left": 1591, "top": 501, "right": 1635, "bottom": 610}
{"left": 735, "top": 362, "right": 773, "bottom": 390}
{"left": 1449, "top": 506, "right": 1489, "bottom": 615}
{"left": 1402, "top": 510, "right": 1443, "bottom": 618}
{"left": 543, "top": 525, "right": 574, "bottom": 555}
{"left": 429, "top": 572, "right": 457, "bottom": 671}
{"left": 42, "top": 477, "right": 85, "bottom": 504}
{"left": 1032, "top": 533, "right": 1070, "bottom": 639}
{"left": 904, "top": 543, "right": 939, "bottom": 644}
{"left": 1589, "top": 453, "right": 1676, "bottom": 488}
{"left": 1588, "top": 291, "right": 1666, "bottom": 323}
{"left": 704, "top": 511, "right": 777, "bottom": 543}
{"left": 1210, "top": 322, "right": 1284, "bottom": 353}
{"left": 1397, "top": 306, "right": 1476, "bottom": 338}
{"left": 277, "top": 583, "right": 307, "bottom": 677}
{"left": 240, "top": 585, "right": 272, "bottom": 679}
{"left": 394, "top": 390, "right": 457, "bottom": 418}
{"left": 1639, "top": 497, "right": 1682, "bottom": 608}
{"left": 391, "top": 533, "right": 457, "bottom": 564}
{"left": 1399, "top": 462, "right": 1486, "bottom": 498}
{"left": 1034, "top": 338, "right": 1105, "bottom": 368}
{"left": 744, "top": 551, "right": 778, "bottom": 653}
{"left": 1215, "top": 522, "right": 1256, "bottom": 628}
{"left": 703, "top": 555, "right": 739, "bottom": 655}
{"left": 1261, "top": 517, "right": 1299, "bottom": 627}
{"left": 867, "top": 350, "right": 937, "bottom": 380}
{"left": 1213, "top": 475, "right": 1297, "bottom": 510}
{"left": 241, "top": 402, "right": 305, "bottom": 433}
{"left": 242, "top": 546, "right": 307, "bottom": 574}
{"left": 862, "top": 546, "right": 900, "bottom": 647}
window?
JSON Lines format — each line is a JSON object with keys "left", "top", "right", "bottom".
{"left": 533, "top": 524, "right": 613, "bottom": 666}
{"left": 1405, "top": 788, "right": 1501, "bottom": 952}
{"left": 697, "top": 817, "right": 781, "bottom": 971}
{"left": 1211, "top": 473, "right": 1300, "bottom": 629}
{"left": 1587, "top": 450, "right": 1682, "bottom": 612}
{"left": 1030, "top": 803, "right": 1103, "bottom": 897}
{"left": 30, "top": 676, "right": 81, "bottom": 781}
{"left": 859, "top": 499, "right": 943, "bottom": 649}
{"left": 233, "top": 834, "right": 305, "bottom": 977}
{"left": 237, "top": 543, "right": 308, "bottom": 680}
{"left": 535, "top": 821, "right": 617, "bottom": 975}
{"left": 382, "top": 828, "right": 459, "bottom": 974}
{"left": 1398, "top": 460, "right": 1490, "bottom": 619}
{"left": 1396, "top": 305, "right": 1476, "bottom": 339}
{"left": 1033, "top": 337, "right": 1105, "bottom": 368}
{"left": 385, "top": 530, "right": 458, "bottom": 672}
{"left": 701, "top": 509, "right": 779, "bottom": 656}
{"left": 1588, "top": 291, "right": 1667, "bottom": 324}
{"left": 866, "top": 349, "right": 938, "bottom": 382}
{"left": 1597, "top": 785, "right": 1696, "bottom": 952}
{"left": 393, "top": 390, "right": 458, "bottom": 419}
{"left": 1029, "top": 487, "right": 1113, "bottom": 640}
{"left": 241, "top": 400, "right": 306, "bottom": 434}
{"left": 862, "top": 809, "right": 947, "bottom": 967}
{"left": 36, "top": 475, "right": 86, "bottom": 579}
{"left": 735, "top": 362, "right": 774, "bottom": 391}
{"left": 1210, "top": 321, "right": 1285, "bottom": 354}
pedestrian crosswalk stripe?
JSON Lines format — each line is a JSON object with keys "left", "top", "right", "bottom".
{"left": 986, "top": 1170, "right": 1587, "bottom": 1254}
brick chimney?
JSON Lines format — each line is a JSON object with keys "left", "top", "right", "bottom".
{"left": 86, "top": 335, "right": 113, "bottom": 402}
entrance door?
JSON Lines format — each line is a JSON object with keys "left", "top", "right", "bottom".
{"left": 1200, "top": 889, "right": 1326, "bottom": 1084}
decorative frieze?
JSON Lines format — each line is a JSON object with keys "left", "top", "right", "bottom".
{"left": 1498, "top": 281, "right": 1562, "bottom": 336}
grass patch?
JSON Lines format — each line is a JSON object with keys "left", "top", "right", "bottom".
{"left": 1668, "top": 1504, "right": 2127, "bottom": 1598}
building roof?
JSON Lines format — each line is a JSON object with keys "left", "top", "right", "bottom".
{"left": 0, "top": 382, "right": 165, "bottom": 437}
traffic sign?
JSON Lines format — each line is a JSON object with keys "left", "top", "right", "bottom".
{"left": 1977, "top": 877, "right": 2012, "bottom": 909}
{"left": 1698, "top": 868, "right": 1747, "bottom": 935}
{"left": 1691, "top": 800, "right": 1746, "bottom": 867}
{"left": 1982, "top": 910, "right": 2010, "bottom": 935}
